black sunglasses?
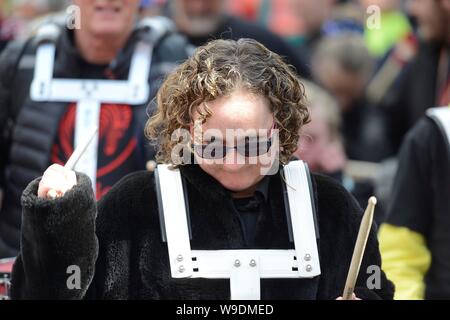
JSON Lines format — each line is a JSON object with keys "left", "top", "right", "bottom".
{"left": 192, "top": 136, "right": 273, "bottom": 159}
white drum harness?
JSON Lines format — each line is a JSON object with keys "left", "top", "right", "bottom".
{"left": 30, "top": 17, "right": 174, "bottom": 193}
{"left": 155, "top": 160, "right": 321, "bottom": 300}
{"left": 427, "top": 107, "right": 450, "bottom": 152}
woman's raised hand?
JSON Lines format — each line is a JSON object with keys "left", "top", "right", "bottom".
{"left": 37, "top": 164, "right": 77, "bottom": 199}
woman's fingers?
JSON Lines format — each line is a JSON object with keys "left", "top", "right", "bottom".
{"left": 37, "top": 164, "right": 77, "bottom": 199}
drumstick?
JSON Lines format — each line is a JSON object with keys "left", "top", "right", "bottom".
{"left": 47, "top": 127, "right": 98, "bottom": 199}
{"left": 342, "top": 196, "right": 377, "bottom": 300}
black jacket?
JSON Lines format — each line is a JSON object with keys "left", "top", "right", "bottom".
{"left": 386, "top": 116, "right": 450, "bottom": 299}
{"left": 11, "top": 165, "right": 394, "bottom": 299}
{"left": 0, "top": 23, "right": 190, "bottom": 258}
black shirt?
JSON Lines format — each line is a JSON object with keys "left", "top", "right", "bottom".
{"left": 231, "top": 175, "right": 270, "bottom": 247}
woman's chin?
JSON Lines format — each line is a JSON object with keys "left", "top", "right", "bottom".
{"left": 217, "top": 176, "right": 255, "bottom": 193}
{"left": 200, "top": 165, "right": 259, "bottom": 193}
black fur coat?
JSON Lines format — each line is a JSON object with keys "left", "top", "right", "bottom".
{"left": 11, "top": 165, "right": 394, "bottom": 299}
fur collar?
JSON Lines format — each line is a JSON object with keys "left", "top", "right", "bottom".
{"left": 178, "top": 164, "right": 312, "bottom": 249}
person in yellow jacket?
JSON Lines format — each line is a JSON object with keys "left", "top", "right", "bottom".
{"left": 379, "top": 0, "right": 450, "bottom": 300}
{"left": 379, "top": 107, "right": 450, "bottom": 300}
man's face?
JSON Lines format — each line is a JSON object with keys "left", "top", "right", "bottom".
{"left": 191, "top": 89, "right": 276, "bottom": 195}
{"left": 407, "top": 0, "right": 448, "bottom": 42}
{"left": 172, "top": 0, "right": 224, "bottom": 36}
{"left": 73, "top": 0, "right": 140, "bottom": 38}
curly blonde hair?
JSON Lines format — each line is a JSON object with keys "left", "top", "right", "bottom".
{"left": 146, "top": 38, "right": 310, "bottom": 164}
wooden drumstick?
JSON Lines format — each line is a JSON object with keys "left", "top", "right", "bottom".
{"left": 47, "top": 127, "right": 99, "bottom": 199}
{"left": 342, "top": 196, "right": 377, "bottom": 300}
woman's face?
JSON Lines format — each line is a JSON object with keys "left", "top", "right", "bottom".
{"left": 192, "top": 89, "right": 276, "bottom": 195}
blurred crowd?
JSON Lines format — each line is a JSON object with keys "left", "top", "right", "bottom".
{"left": 0, "top": 0, "right": 449, "bottom": 300}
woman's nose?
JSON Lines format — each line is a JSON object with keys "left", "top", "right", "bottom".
{"left": 222, "top": 149, "right": 246, "bottom": 171}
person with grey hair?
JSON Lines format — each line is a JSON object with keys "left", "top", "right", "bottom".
{"left": 294, "top": 81, "right": 383, "bottom": 223}
{"left": 311, "top": 26, "right": 393, "bottom": 162}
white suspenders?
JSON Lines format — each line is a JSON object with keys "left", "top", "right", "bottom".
{"left": 156, "top": 160, "right": 321, "bottom": 300}
{"left": 30, "top": 17, "right": 174, "bottom": 193}
{"left": 427, "top": 107, "right": 450, "bottom": 149}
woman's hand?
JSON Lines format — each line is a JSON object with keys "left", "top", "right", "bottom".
{"left": 37, "top": 164, "right": 77, "bottom": 199}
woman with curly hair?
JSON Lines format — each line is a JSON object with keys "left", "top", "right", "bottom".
{"left": 10, "top": 38, "right": 394, "bottom": 300}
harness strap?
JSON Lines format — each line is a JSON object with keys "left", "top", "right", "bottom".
{"left": 156, "top": 160, "right": 321, "bottom": 300}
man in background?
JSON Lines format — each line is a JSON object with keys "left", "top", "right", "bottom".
{"left": 167, "top": 0, "right": 310, "bottom": 77}
{"left": 384, "top": 0, "right": 449, "bottom": 151}
{"left": 0, "top": 0, "right": 189, "bottom": 258}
